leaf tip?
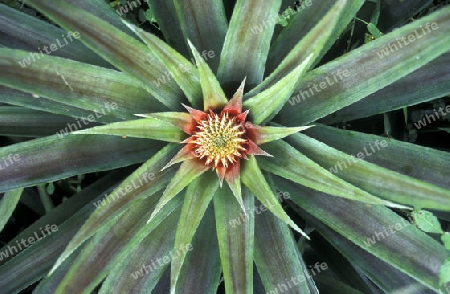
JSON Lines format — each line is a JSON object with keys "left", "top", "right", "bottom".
{"left": 134, "top": 114, "right": 152, "bottom": 118}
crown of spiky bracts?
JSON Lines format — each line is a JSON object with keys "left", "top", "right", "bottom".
{"left": 163, "top": 80, "right": 271, "bottom": 188}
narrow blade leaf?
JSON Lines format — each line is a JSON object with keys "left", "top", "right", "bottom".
{"left": 214, "top": 185, "right": 254, "bottom": 293}
{"left": 241, "top": 155, "right": 309, "bottom": 238}
{"left": 287, "top": 128, "right": 450, "bottom": 210}
{"left": 251, "top": 0, "right": 348, "bottom": 94}
{"left": 279, "top": 6, "right": 450, "bottom": 125}
{"left": 0, "top": 3, "right": 108, "bottom": 67}
{"left": 0, "top": 188, "right": 23, "bottom": 232}
{"left": 74, "top": 118, "right": 185, "bottom": 143}
{"left": 124, "top": 23, "right": 203, "bottom": 108}
{"left": 304, "top": 124, "right": 450, "bottom": 190}
{"left": 148, "top": 160, "right": 210, "bottom": 223}
{"left": 254, "top": 198, "right": 311, "bottom": 293}
{"left": 278, "top": 178, "right": 448, "bottom": 291}
{"left": 174, "top": 205, "right": 221, "bottom": 293}
{"left": 321, "top": 53, "right": 450, "bottom": 124}
{"left": 0, "top": 49, "right": 168, "bottom": 120}
{"left": 171, "top": 173, "right": 219, "bottom": 292}
{"left": 147, "top": 0, "right": 190, "bottom": 57}
{"left": 48, "top": 144, "right": 179, "bottom": 275}
{"left": 174, "top": 0, "right": 227, "bottom": 72}
{"left": 258, "top": 140, "right": 404, "bottom": 207}
{"left": 217, "top": 0, "right": 281, "bottom": 90}
{"left": 253, "top": 125, "right": 313, "bottom": 145}
{"left": 187, "top": 40, "right": 228, "bottom": 110}
{"left": 27, "top": 0, "right": 184, "bottom": 110}
{"left": 243, "top": 54, "right": 312, "bottom": 124}
{"left": 0, "top": 135, "right": 165, "bottom": 193}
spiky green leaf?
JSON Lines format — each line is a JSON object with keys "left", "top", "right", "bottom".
{"left": 171, "top": 173, "right": 219, "bottom": 292}
{"left": 148, "top": 159, "right": 210, "bottom": 223}
{"left": 259, "top": 140, "right": 404, "bottom": 207}
{"left": 48, "top": 144, "right": 179, "bottom": 275}
{"left": 214, "top": 185, "right": 254, "bottom": 293}
{"left": 279, "top": 6, "right": 450, "bottom": 125}
{"left": 243, "top": 54, "right": 312, "bottom": 124}
{"left": 187, "top": 40, "right": 228, "bottom": 110}
{"left": 217, "top": 0, "right": 281, "bottom": 90}
{"left": 174, "top": 0, "right": 227, "bottom": 72}
{"left": 0, "top": 188, "right": 23, "bottom": 232}
{"left": 26, "top": 0, "right": 184, "bottom": 110}
{"left": 286, "top": 130, "right": 450, "bottom": 210}
{"left": 74, "top": 118, "right": 185, "bottom": 142}
{"left": 241, "top": 155, "right": 309, "bottom": 238}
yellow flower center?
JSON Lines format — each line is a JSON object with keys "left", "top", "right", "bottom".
{"left": 192, "top": 112, "right": 247, "bottom": 168}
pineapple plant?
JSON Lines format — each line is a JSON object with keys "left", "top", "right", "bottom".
{"left": 0, "top": 0, "right": 450, "bottom": 293}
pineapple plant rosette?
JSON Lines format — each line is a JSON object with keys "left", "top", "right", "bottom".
{"left": 0, "top": 0, "right": 450, "bottom": 293}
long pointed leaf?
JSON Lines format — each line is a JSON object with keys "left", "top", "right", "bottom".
{"left": 174, "top": 0, "right": 227, "bottom": 72}
{"left": 279, "top": 6, "right": 450, "bottom": 125}
{"left": 0, "top": 86, "right": 117, "bottom": 123}
{"left": 0, "top": 3, "right": 109, "bottom": 67}
{"left": 321, "top": 53, "right": 450, "bottom": 124}
{"left": 74, "top": 118, "right": 185, "bottom": 142}
{"left": 0, "top": 49, "right": 168, "bottom": 120}
{"left": 254, "top": 198, "right": 311, "bottom": 293}
{"left": 175, "top": 205, "right": 222, "bottom": 293}
{"left": 304, "top": 124, "right": 450, "bottom": 190}
{"left": 125, "top": 23, "right": 203, "bottom": 108}
{"left": 217, "top": 0, "right": 281, "bottom": 91}
{"left": 99, "top": 205, "right": 181, "bottom": 293}
{"left": 27, "top": 0, "right": 185, "bottom": 110}
{"left": 0, "top": 188, "right": 23, "bottom": 232}
{"left": 243, "top": 54, "right": 312, "bottom": 124}
{"left": 250, "top": 0, "right": 348, "bottom": 95}
{"left": 66, "top": 0, "right": 136, "bottom": 37}
{"left": 258, "top": 140, "right": 403, "bottom": 207}
{"left": 241, "top": 155, "right": 309, "bottom": 237}
{"left": 0, "top": 106, "right": 98, "bottom": 138}
{"left": 253, "top": 125, "right": 313, "bottom": 145}
{"left": 297, "top": 208, "right": 428, "bottom": 293}
{"left": 148, "top": 160, "right": 210, "bottom": 223}
{"left": 0, "top": 135, "right": 165, "bottom": 193}
{"left": 278, "top": 177, "right": 448, "bottom": 291}
{"left": 267, "top": 0, "right": 337, "bottom": 72}
{"left": 171, "top": 172, "right": 219, "bottom": 292}
{"left": 53, "top": 191, "right": 182, "bottom": 293}
{"left": 187, "top": 40, "right": 228, "bottom": 110}
{"left": 214, "top": 185, "right": 254, "bottom": 293}
{"left": 147, "top": 0, "right": 190, "bottom": 57}
{"left": 48, "top": 144, "right": 179, "bottom": 275}
{"left": 286, "top": 130, "right": 450, "bottom": 210}
{"left": 0, "top": 173, "right": 127, "bottom": 293}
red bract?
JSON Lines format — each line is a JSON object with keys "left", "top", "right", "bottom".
{"left": 165, "top": 82, "right": 271, "bottom": 187}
